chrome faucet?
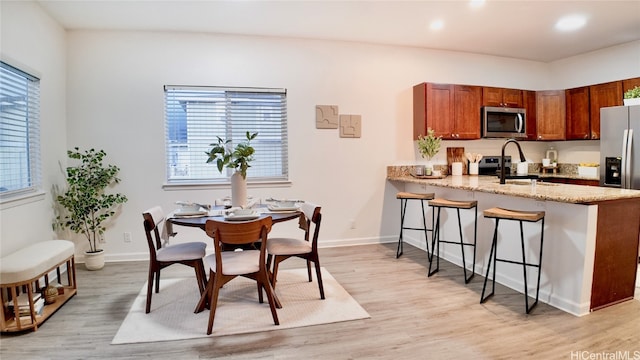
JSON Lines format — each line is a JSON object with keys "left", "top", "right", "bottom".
{"left": 500, "top": 138, "right": 527, "bottom": 184}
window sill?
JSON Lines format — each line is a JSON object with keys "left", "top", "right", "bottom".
{"left": 0, "top": 190, "right": 46, "bottom": 210}
{"left": 162, "top": 180, "right": 292, "bottom": 191}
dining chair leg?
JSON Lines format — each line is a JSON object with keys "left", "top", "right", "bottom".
{"left": 194, "top": 260, "right": 207, "bottom": 295}
{"left": 306, "top": 259, "right": 312, "bottom": 282}
{"left": 314, "top": 259, "right": 325, "bottom": 300}
{"left": 271, "top": 257, "right": 281, "bottom": 289}
{"left": 206, "top": 278, "right": 222, "bottom": 335}
{"left": 154, "top": 270, "right": 161, "bottom": 293}
{"left": 259, "top": 272, "right": 280, "bottom": 326}
{"left": 145, "top": 266, "right": 155, "bottom": 314}
{"left": 257, "top": 282, "right": 264, "bottom": 303}
{"left": 195, "top": 270, "right": 214, "bottom": 313}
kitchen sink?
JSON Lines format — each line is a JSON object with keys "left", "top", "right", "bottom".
{"left": 494, "top": 179, "right": 559, "bottom": 186}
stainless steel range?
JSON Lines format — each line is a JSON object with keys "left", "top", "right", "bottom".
{"left": 477, "top": 156, "right": 511, "bottom": 176}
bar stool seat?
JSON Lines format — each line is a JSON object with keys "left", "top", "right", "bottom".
{"left": 395, "top": 192, "right": 435, "bottom": 259}
{"left": 481, "top": 207, "right": 545, "bottom": 314}
{"left": 428, "top": 198, "right": 478, "bottom": 283}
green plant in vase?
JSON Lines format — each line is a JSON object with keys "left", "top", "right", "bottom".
{"left": 623, "top": 86, "right": 640, "bottom": 99}
{"left": 206, "top": 131, "right": 258, "bottom": 207}
{"left": 624, "top": 86, "right": 640, "bottom": 105}
{"left": 417, "top": 128, "right": 442, "bottom": 175}
{"left": 205, "top": 131, "right": 257, "bottom": 179}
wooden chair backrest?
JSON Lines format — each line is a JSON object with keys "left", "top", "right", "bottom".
{"left": 142, "top": 206, "right": 165, "bottom": 260}
{"left": 205, "top": 216, "right": 273, "bottom": 246}
{"left": 298, "top": 202, "right": 322, "bottom": 245}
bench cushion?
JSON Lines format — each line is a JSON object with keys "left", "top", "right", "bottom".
{"left": 0, "top": 240, "right": 75, "bottom": 285}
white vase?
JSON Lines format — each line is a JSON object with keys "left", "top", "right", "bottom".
{"left": 84, "top": 249, "right": 105, "bottom": 271}
{"left": 623, "top": 98, "right": 640, "bottom": 106}
{"left": 425, "top": 161, "right": 433, "bottom": 176}
{"left": 231, "top": 171, "right": 247, "bottom": 208}
{"left": 469, "top": 163, "right": 479, "bottom": 176}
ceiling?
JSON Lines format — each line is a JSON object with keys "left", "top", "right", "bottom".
{"left": 36, "top": 0, "right": 640, "bottom": 62}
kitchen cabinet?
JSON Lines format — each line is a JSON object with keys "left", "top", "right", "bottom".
{"left": 543, "top": 177, "right": 599, "bottom": 186}
{"left": 413, "top": 83, "right": 481, "bottom": 140}
{"left": 390, "top": 173, "right": 640, "bottom": 315}
{"left": 535, "top": 90, "right": 566, "bottom": 140}
{"left": 565, "top": 86, "right": 592, "bottom": 139}
{"left": 623, "top": 77, "right": 640, "bottom": 93}
{"left": 522, "top": 90, "right": 537, "bottom": 141}
{"left": 589, "top": 81, "right": 623, "bottom": 139}
{"left": 482, "top": 87, "right": 523, "bottom": 108}
{"left": 452, "top": 85, "right": 482, "bottom": 139}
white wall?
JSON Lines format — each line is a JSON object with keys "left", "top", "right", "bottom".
{"left": 549, "top": 40, "right": 640, "bottom": 89}
{"left": 1, "top": 5, "right": 639, "bottom": 262}
{"left": 0, "top": 1, "right": 67, "bottom": 256}
{"left": 63, "top": 30, "right": 557, "bottom": 261}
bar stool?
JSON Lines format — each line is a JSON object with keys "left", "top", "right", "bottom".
{"left": 427, "top": 198, "right": 478, "bottom": 283}
{"left": 480, "top": 207, "right": 545, "bottom": 314}
{"left": 395, "top": 192, "right": 435, "bottom": 259}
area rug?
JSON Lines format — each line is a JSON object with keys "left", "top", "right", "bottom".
{"left": 112, "top": 267, "right": 369, "bottom": 344}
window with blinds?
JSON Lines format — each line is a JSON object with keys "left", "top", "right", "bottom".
{"left": 0, "top": 61, "right": 41, "bottom": 199}
{"left": 164, "top": 86, "right": 288, "bottom": 184}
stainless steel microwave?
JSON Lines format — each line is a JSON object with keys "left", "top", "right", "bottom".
{"left": 482, "top": 106, "right": 526, "bottom": 138}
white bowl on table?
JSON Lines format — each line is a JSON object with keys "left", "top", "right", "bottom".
{"left": 276, "top": 201, "right": 295, "bottom": 208}
{"left": 179, "top": 204, "right": 201, "bottom": 212}
{"left": 233, "top": 209, "right": 255, "bottom": 216}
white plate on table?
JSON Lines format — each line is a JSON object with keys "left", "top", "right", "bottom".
{"left": 267, "top": 204, "right": 299, "bottom": 212}
{"left": 224, "top": 213, "right": 261, "bottom": 221}
{"left": 173, "top": 209, "right": 208, "bottom": 218}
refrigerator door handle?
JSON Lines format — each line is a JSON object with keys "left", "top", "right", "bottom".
{"left": 621, "top": 129, "right": 629, "bottom": 189}
{"left": 624, "top": 129, "right": 633, "bottom": 189}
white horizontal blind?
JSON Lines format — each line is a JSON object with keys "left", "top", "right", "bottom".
{"left": 164, "top": 86, "right": 288, "bottom": 183}
{"left": 0, "top": 61, "right": 41, "bottom": 198}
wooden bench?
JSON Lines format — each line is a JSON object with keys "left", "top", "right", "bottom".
{"left": 0, "top": 240, "right": 77, "bottom": 332}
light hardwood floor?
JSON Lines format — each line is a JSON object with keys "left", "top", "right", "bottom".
{"left": 1, "top": 243, "right": 639, "bottom": 359}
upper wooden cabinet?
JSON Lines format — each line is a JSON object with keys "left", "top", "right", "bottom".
{"left": 589, "top": 81, "right": 623, "bottom": 139}
{"left": 482, "top": 87, "right": 523, "bottom": 108}
{"left": 536, "top": 90, "right": 565, "bottom": 141}
{"left": 413, "top": 83, "right": 481, "bottom": 140}
{"left": 565, "top": 86, "right": 592, "bottom": 140}
{"left": 623, "top": 77, "right": 640, "bottom": 93}
{"left": 522, "top": 90, "right": 537, "bottom": 141}
{"left": 453, "top": 85, "right": 482, "bottom": 139}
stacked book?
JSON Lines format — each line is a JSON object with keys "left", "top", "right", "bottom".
{"left": 6, "top": 292, "right": 45, "bottom": 319}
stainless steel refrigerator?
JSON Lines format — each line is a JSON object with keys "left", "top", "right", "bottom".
{"left": 600, "top": 105, "right": 640, "bottom": 189}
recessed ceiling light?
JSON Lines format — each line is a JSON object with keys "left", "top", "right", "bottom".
{"left": 555, "top": 15, "right": 587, "bottom": 31}
{"left": 470, "top": 0, "right": 485, "bottom": 8}
{"left": 430, "top": 19, "right": 445, "bottom": 31}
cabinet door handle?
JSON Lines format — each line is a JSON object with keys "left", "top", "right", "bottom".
{"left": 584, "top": 134, "right": 589, "bottom": 139}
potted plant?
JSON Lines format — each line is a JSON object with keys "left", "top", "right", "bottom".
{"left": 56, "top": 147, "right": 128, "bottom": 270}
{"left": 206, "top": 131, "right": 258, "bottom": 207}
{"left": 417, "top": 128, "right": 442, "bottom": 175}
{"left": 623, "top": 86, "right": 640, "bottom": 106}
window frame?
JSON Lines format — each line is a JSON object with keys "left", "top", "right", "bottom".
{"left": 163, "top": 85, "right": 289, "bottom": 189}
{"left": 0, "top": 61, "right": 42, "bottom": 205}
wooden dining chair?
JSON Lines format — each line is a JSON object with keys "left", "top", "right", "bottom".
{"left": 266, "top": 202, "right": 325, "bottom": 300}
{"left": 202, "top": 216, "right": 279, "bottom": 335}
{"left": 142, "top": 206, "right": 207, "bottom": 314}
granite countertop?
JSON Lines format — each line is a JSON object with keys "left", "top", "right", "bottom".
{"left": 387, "top": 166, "right": 640, "bottom": 204}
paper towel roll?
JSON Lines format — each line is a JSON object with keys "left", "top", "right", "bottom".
{"left": 452, "top": 162, "right": 463, "bottom": 176}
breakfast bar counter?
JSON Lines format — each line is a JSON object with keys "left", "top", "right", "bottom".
{"left": 386, "top": 166, "right": 640, "bottom": 204}
{"left": 386, "top": 166, "right": 640, "bottom": 316}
